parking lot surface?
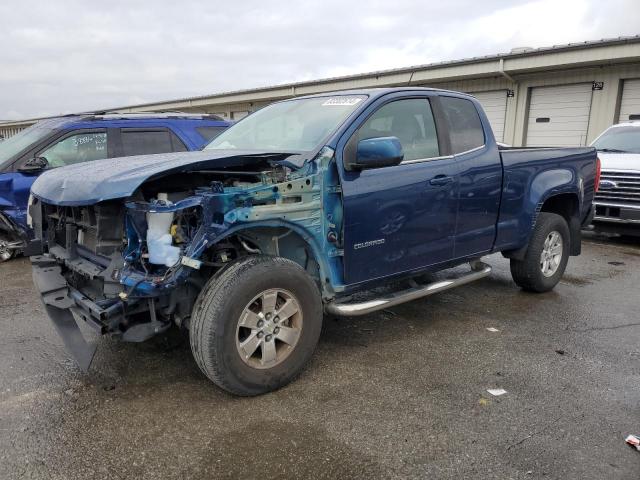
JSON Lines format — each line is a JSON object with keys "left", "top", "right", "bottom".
{"left": 1, "top": 234, "right": 639, "bottom": 479}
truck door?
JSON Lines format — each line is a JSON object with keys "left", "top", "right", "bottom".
{"left": 439, "top": 96, "right": 502, "bottom": 258}
{"left": 339, "top": 96, "right": 459, "bottom": 285}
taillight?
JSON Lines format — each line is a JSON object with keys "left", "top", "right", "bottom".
{"left": 594, "top": 156, "right": 601, "bottom": 193}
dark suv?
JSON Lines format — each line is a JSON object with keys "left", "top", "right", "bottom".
{"left": 0, "top": 113, "right": 230, "bottom": 260}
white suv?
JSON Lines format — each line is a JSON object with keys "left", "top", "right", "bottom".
{"left": 591, "top": 121, "right": 640, "bottom": 235}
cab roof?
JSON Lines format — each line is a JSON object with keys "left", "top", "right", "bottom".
{"left": 293, "top": 86, "right": 475, "bottom": 101}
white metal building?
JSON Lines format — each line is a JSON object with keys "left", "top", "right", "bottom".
{"left": 2, "top": 36, "right": 640, "bottom": 147}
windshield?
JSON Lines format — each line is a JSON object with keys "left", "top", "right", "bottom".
{"left": 0, "top": 119, "right": 64, "bottom": 167}
{"left": 592, "top": 126, "right": 640, "bottom": 153}
{"left": 205, "top": 95, "right": 367, "bottom": 152}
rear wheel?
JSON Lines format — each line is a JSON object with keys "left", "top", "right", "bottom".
{"left": 190, "top": 255, "right": 323, "bottom": 396}
{"left": 510, "top": 212, "right": 570, "bottom": 293}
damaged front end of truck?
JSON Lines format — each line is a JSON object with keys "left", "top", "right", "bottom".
{"left": 29, "top": 148, "right": 344, "bottom": 370}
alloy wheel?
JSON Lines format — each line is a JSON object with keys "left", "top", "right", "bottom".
{"left": 540, "top": 230, "right": 563, "bottom": 277}
{"left": 235, "top": 288, "right": 303, "bottom": 369}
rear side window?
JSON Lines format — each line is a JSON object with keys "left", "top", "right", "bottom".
{"left": 196, "top": 126, "right": 226, "bottom": 143}
{"left": 120, "top": 129, "right": 186, "bottom": 156}
{"left": 440, "top": 97, "right": 485, "bottom": 154}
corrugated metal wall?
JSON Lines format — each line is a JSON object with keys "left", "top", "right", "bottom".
{"left": 0, "top": 123, "right": 34, "bottom": 139}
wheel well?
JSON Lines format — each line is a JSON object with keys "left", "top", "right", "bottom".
{"left": 211, "top": 227, "right": 322, "bottom": 284}
{"left": 540, "top": 193, "right": 581, "bottom": 255}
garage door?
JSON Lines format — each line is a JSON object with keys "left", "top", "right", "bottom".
{"left": 470, "top": 90, "right": 507, "bottom": 142}
{"left": 618, "top": 79, "right": 640, "bottom": 122}
{"left": 525, "top": 83, "right": 593, "bottom": 147}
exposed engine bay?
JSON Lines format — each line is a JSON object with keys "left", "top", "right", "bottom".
{"left": 31, "top": 149, "right": 343, "bottom": 342}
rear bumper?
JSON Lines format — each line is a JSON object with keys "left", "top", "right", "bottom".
{"left": 593, "top": 202, "right": 640, "bottom": 225}
{"left": 591, "top": 202, "right": 640, "bottom": 235}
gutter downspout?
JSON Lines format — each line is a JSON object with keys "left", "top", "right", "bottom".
{"left": 498, "top": 58, "right": 515, "bottom": 82}
{"left": 407, "top": 71, "right": 415, "bottom": 86}
{"left": 498, "top": 58, "right": 519, "bottom": 146}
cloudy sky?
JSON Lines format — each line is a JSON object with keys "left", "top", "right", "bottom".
{"left": 0, "top": 0, "right": 638, "bottom": 120}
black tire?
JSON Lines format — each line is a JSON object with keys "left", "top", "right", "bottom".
{"left": 510, "top": 212, "right": 570, "bottom": 293}
{"left": 190, "top": 255, "right": 323, "bottom": 396}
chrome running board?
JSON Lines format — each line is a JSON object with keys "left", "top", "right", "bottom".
{"left": 325, "top": 261, "right": 491, "bottom": 317}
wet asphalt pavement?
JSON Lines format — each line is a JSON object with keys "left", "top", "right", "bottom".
{"left": 1, "top": 234, "right": 639, "bottom": 479}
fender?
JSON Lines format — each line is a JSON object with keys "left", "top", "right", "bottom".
{"left": 500, "top": 168, "right": 581, "bottom": 259}
{"left": 530, "top": 168, "right": 580, "bottom": 218}
{"left": 119, "top": 218, "right": 342, "bottom": 300}
{"left": 0, "top": 210, "right": 28, "bottom": 240}
{"left": 0, "top": 173, "right": 37, "bottom": 233}
{"left": 200, "top": 219, "right": 341, "bottom": 298}
{"left": 119, "top": 150, "right": 346, "bottom": 299}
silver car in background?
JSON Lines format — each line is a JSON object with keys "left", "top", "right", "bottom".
{"left": 591, "top": 121, "right": 640, "bottom": 235}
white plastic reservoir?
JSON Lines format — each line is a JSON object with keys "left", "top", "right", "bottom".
{"left": 147, "top": 193, "right": 181, "bottom": 267}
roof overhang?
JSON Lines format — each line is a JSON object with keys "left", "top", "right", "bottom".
{"left": 3, "top": 35, "right": 640, "bottom": 124}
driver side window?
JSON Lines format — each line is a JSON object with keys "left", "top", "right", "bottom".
{"left": 358, "top": 99, "right": 440, "bottom": 161}
{"left": 39, "top": 131, "right": 107, "bottom": 168}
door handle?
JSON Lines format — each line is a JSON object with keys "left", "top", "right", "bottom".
{"left": 429, "top": 175, "right": 453, "bottom": 186}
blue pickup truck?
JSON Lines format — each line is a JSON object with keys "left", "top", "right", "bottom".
{"left": 28, "top": 88, "right": 598, "bottom": 395}
{"left": 0, "top": 113, "right": 230, "bottom": 260}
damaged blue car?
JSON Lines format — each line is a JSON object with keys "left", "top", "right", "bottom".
{"left": 29, "top": 88, "right": 598, "bottom": 395}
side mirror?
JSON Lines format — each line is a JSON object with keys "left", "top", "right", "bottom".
{"left": 348, "top": 136, "right": 404, "bottom": 170}
{"left": 19, "top": 156, "right": 49, "bottom": 173}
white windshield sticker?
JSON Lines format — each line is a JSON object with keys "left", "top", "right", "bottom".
{"left": 322, "top": 97, "right": 363, "bottom": 107}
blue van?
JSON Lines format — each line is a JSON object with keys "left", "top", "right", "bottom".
{"left": 0, "top": 113, "right": 230, "bottom": 260}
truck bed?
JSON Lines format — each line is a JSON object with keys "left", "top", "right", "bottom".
{"left": 493, "top": 146, "right": 597, "bottom": 253}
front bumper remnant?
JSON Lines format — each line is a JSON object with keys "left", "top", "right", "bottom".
{"left": 31, "top": 255, "right": 97, "bottom": 371}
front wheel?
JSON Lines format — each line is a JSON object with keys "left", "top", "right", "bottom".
{"left": 0, "top": 235, "right": 17, "bottom": 262}
{"left": 510, "top": 212, "right": 570, "bottom": 293}
{"left": 190, "top": 255, "right": 323, "bottom": 396}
